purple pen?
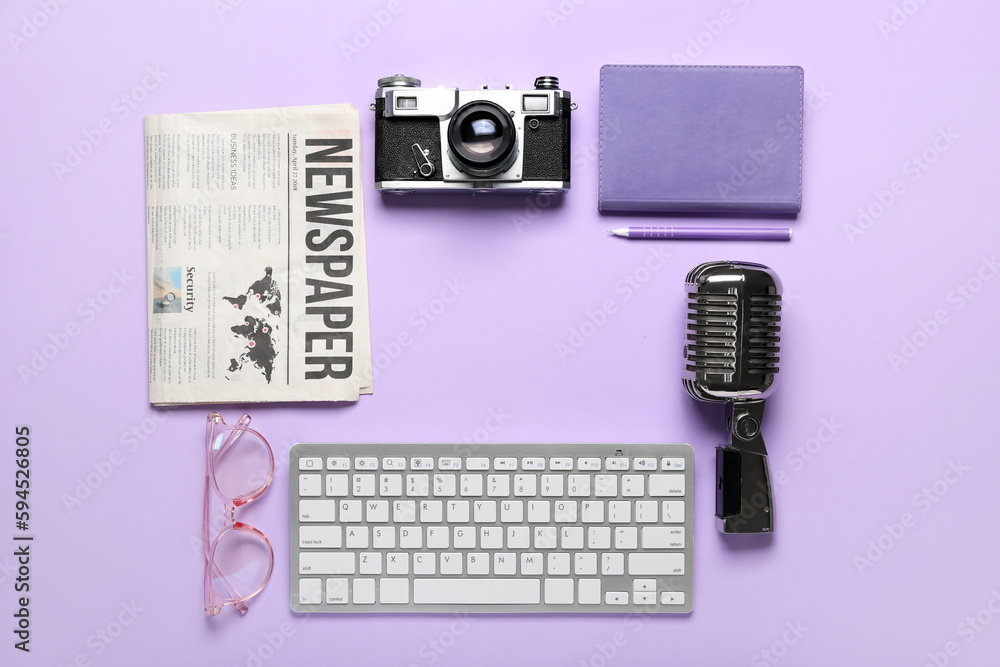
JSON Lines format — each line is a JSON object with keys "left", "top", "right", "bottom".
{"left": 608, "top": 226, "right": 791, "bottom": 241}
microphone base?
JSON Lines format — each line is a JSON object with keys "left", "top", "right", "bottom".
{"left": 715, "top": 446, "right": 774, "bottom": 533}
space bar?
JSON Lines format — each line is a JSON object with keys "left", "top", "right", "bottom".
{"left": 413, "top": 579, "right": 540, "bottom": 605}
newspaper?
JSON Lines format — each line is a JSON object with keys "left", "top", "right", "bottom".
{"left": 145, "top": 104, "right": 372, "bottom": 405}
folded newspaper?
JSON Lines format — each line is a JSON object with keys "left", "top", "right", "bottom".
{"left": 145, "top": 104, "right": 372, "bottom": 405}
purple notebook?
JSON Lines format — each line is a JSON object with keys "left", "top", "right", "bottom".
{"left": 599, "top": 65, "right": 803, "bottom": 214}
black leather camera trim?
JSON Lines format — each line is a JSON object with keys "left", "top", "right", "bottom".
{"left": 374, "top": 98, "right": 442, "bottom": 182}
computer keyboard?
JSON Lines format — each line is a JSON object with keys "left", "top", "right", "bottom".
{"left": 289, "top": 443, "right": 693, "bottom": 613}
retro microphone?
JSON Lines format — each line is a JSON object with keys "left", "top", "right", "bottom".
{"left": 682, "top": 261, "right": 782, "bottom": 534}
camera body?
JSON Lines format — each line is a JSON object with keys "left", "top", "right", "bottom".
{"left": 373, "top": 75, "right": 572, "bottom": 194}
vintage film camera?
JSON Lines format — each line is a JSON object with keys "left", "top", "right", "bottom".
{"left": 373, "top": 75, "right": 573, "bottom": 194}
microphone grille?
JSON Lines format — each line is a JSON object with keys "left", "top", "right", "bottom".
{"left": 683, "top": 261, "right": 781, "bottom": 400}
{"left": 747, "top": 293, "right": 781, "bottom": 373}
{"left": 685, "top": 292, "right": 739, "bottom": 375}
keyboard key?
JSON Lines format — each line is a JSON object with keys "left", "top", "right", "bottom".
{"left": 553, "top": 500, "right": 577, "bottom": 523}
{"left": 615, "top": 527, "right": 638, "bottom": 550}
{"left": 606, "top": 457, "right": 628, "bottom": 470}
{"left": 387, "top": 553, "right": 409, "bottom": 575}
{"left": 426, "top": 527, "right": 448, "bottom": 549}
{"left": 544, "top": 579, "right": 574, "bottom": 604}
{"left": 634, "top": 592, "right": 656, "bottom": 605}
{"left": 353, "top": 474, "right": 376, "bottom": 496}
{"left": 661, "top": 501, "right": 685, "bottom": 523}
{"left": 447, "top": 500, "right": 469, "bottom": 522}
{"left": 621, "top": 475, "right": 644, "bottom": 497}
{"left": 460, "top": 474, "right": 484, "bottom": 496}
{"left": 326, "top": 578, "right": 349, "bottom": 604}
{"left": 579, "top": 579, "right": 601, "bottom": 604}
{"left": 514, "top": 474, "right": 537, "bottom": 497}
{"left": 500, "top": 500, "right": 524, "bottom": 522}
{"left": 372, "top": 526, "right": 395, "bottom": 548}
{"left": 605, "top": 592, "right": 628, "bottom": 605}
{"left": 380, "top": 474, "right": 403, "bottom": 496}
{"left": 300, "top": 552, "right": 355, "bottom": 575}
{"left": 487, "top": 475, "right": 510, "bottom": 496}
{"left": 338, "top": 500, "right": 362, "bottom": 523}
{"left": 661, "top": 591, "right": 685, "bottom": 605}
{"left": 535, "top": 527, "right": 558, "bottom": 550}
{"left": 540, "top": 475, "right": 563, "bottom": 496}
{"left": 410, "top": 457, "right": 434, "bottom": 470}
{"left": 447, "top": 500, "right": 469, "bottom": 524}
{"left": 633, "top": 579, "right": 657, "bottom": 593}
{"left": 575, "top": 552, "right": 597, "bottom": 575}
{"left": 326, "top": 457, "right": 349, "bottom": 470}
{"left": 521, "top": 553, "right": 543, "bottom": 575}
{"left": 466, "top": 457, "right": 489, "bottom": 470}
{"left": 439, "top": 553, "right": 462, "bottom": 575}
{"left": 299, "top": 457, "right": 323, "bottom": 471}
{"left": 299, "top": 578, "right": 322, "bottom": 604}
{"left": 642, "top": 527, "right": 685, "bottom": 549}
{"left": 494, "top": 553, "right": 516, "bottom": 575}
{"left": 507, "top": 526, "right": 530, "bottom": 549}
{"left": 467, "top": 553, "right": 489, "bottom": 575}
{"left": 608, "top": 501, "right": 631, "bottom": 523}
{"left": 454, "top": 527, "right": 475, "bottom": 549}
{"left": 359, "top": 552, "right": 381, "bottom": 575}
{"left": 473, "top": 500, "right": 497, "bottom": 523}
{"left": 661, "top": 457, "right": 685, "bottom": 471}
{"left": 407, "top": 474, "right": 430, "bottom": 497}
{"left": 581, "top": 501, "right": 604, "bottom": 523}
{"left": 394, "top": 500, "right": 417, "bottom": 523}
{"left": 595, "top": 475, "right": 617, "bottom": 497}
{"left": 382, "top": 457, "right": 405, "bottom": 470}
{"left": 399, "top": 526, "right": 422, "bottom": 548}
{"left": 434, "top": 474, "right": 456, "bottom": 496}
{"left": 568, "top": 475, "right": 591, "bottom": 496}
{"left": 635, "top": 500, "right": 658, "bottom": 523}
{"left": 649, "top": 474, "right": 685, "bottom": 496}
{"left": 355, "top": 457, "right": 378, "bottom": 470}
{"left": 299, "top": 500, "right": 336, "bottom": 522}
{"left": 353, "top": 578, "right": 376, "bottom": 604}
{"left": 420, "top": 500, "right": 443, "bottom": 522}
{"left": 588, "top": 527, "right": 611, "bottom": 550}
{"left": 438, "top": 457, "right": 461, "bottom": 470}
{"left": 299, "top": 526, "right": 341, "bottom": 548}
{"left": 549, "top": 457, "right": 573, "bottom": 470}
{"left": 494, "top": 458, "right": 517, "bottom": 470}
{"left": 602, "top": 553, "right": 624, "bottom": 575}
{"left": 551, "top": 555, "right": 571, "bottom": 578}
{"left": 414, "top": 579, "right": 540, "bottom": 605}
{"left": 561, "top": 526, "right": 584, "bottom": 550}
{"left": 413, "top": 553, "right": 435, "bottom": 575}
{"left": 480, "top": 527, "right": 503, "bottom": 549}
{"left": 527, "top": 501, "right": 550, "bottom": 523}
{"left": 633, "top": 458, "right": 657, "bottom": 470}
{"left": 379, "top": 578, "right": 409, "bottom": 604}
{"left": 577, "top": 458, "right": 601, "bottom": 471}
{"left": 345, "top": 526, "right": 368, "bottom": 549}
{"left": 521, "top": 457, "right": 545, "bottom": 470}
{"left": 299, "top": 474, "right": 322, "bottom": 497}
{"left": 326, "top": 474, "right": 349, "bottom": 497}
{"left": 366, "top": 500, "right": 389, "bottom": 523}
{"left": 628, "top": 553, "right": 685, "bottom": 576}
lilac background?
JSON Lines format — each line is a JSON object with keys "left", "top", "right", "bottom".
{"left": 3, "top": 1, "right": 1000, "bottom": 665}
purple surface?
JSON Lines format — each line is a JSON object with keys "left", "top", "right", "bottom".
{"left": 3, "top": 1, "right": 1000, "bottom": 665}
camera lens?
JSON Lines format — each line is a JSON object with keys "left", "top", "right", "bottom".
{"left": 447, "top": 102, "right": 517, "bottom": 177}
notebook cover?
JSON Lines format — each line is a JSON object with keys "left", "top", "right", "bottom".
{"left": 599, "top": 65, "right": 803, "bottom": 214}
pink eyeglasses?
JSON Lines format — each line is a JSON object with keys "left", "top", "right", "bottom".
{"left": 204, "top": 412, "right": 274, "bottom": 615}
